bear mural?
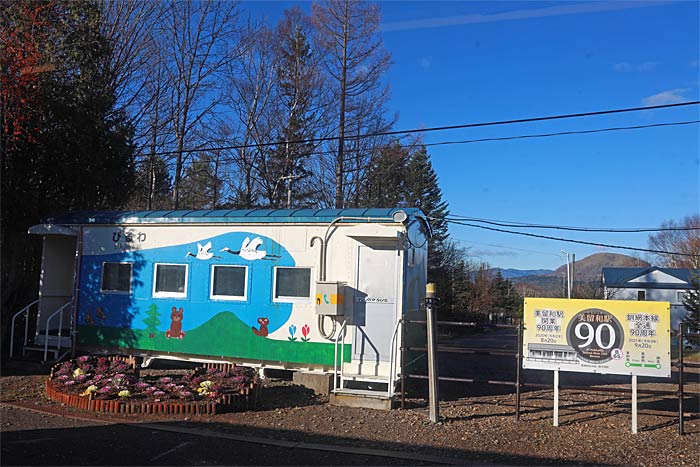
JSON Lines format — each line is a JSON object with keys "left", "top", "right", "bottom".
{"left": 166, "top": 307, "right": 186, "bottom": 339}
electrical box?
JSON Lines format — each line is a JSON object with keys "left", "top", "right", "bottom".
{"left": 315, "top": 281, "right": 345, "bottom": 315}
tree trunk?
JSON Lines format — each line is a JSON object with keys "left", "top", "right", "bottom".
{"left": 334, "top": 0, "right": 349, "bottom": 209}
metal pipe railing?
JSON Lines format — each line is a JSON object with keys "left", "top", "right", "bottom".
{"left": 9, "top": 300, "right": 39, "bottom": 357}
{"left": 333, "top": 320, "right": 348, "bottom": 393}
{"left": 388, "top": 319, "right": 402, "bottom": 398}
{"left": 43, "top": 301, "right": 72, "bottom": 362}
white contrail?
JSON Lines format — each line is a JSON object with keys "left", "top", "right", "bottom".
{"left": 381, "top": 1, "right": 666, "bottom": 32}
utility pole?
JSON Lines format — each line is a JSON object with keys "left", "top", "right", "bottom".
{"left": 278, "top": 174, "right": 303, "bottom": 209}
{"left": 571, "top": 253, "right": 576, "bottom": 298}
{"left": 561, "top": 250, "right": 571, "bottom": 299}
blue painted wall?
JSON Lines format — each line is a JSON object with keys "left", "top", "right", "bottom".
{"left": 78, "top": 231, "right": 296, "bottom": 335}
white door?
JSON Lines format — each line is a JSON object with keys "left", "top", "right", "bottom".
{"left": 38, "top": 235, "right": 76, "bottom": 342}
{"left": 354, "top": 242, "right": 400, "bottom": 366}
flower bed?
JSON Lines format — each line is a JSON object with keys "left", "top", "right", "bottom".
{"left": 46, "top": 356, "right": 259, "bottom": 415}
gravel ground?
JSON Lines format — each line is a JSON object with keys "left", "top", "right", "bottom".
{"left": 1, "top": 369, "right": 699, "bottom": 467}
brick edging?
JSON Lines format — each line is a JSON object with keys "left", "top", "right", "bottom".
{"left": 45, "top": 379, "right": 258, "bottom": 416}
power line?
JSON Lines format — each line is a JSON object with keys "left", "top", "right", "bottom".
{"left": 132, "top": 119, "right": 700, "bottom": 167}
{"left": 418, "top": 120, "right": 699, "bottom": 149}
{"left": 444, "top": 215, "right": 700, "bottom": 233}
{"left": 441, "top": 218, "right": 700, "bottom": 257}
{"left": 454, "top": 238, "right": 562, "bottom": 257}
{"left": 135, "top": 100, "right": 700, "bottom": 158}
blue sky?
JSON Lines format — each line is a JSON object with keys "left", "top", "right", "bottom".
{"left": 244, "top": 1, "right": 700, "bottom": 270}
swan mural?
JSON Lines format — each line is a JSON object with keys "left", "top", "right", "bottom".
{"left": 220, "top": 236, "right": 279, "bottom": 261}
{"left": 185, "top": 241, "right": 218, "bottom": 260}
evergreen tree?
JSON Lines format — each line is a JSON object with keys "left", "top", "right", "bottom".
{"left": 404, "top": 146, "right": 450, "bottom": 275}
{"left": 128, "top": 156, "right": 172, "bottom": 210}
{"left": 361, "top": 141, "right": 409, "bottom": 208}
{"left": 179, "top": 156, "right": 224, "bottom": 209}
{"left": 143, "top": 303, "right": 162, "bottom": 337}
{"left": 264, "top": 8, "right": 319, "bottom": 208}
{"left": 492, "top": 272, "right": 523, "bottom": 324}
{"left": 1, "top": 0, "right": 135, "bottom": 328}
{"left": 362, "top": 142, "right": 459, "bottom": 315}
{"left": 682, "top": 274, "right": 700, "bottom": 333}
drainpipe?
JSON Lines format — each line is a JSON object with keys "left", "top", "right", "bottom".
{"left": 71, "top": 226, "right": 84, "bottom": 358}
{"left": 308, "top": 211, "right": 408, "bottom": 282}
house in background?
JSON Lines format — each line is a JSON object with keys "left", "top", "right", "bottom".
{"left": 602, "top": 267, "right": 697, "bottom": 329}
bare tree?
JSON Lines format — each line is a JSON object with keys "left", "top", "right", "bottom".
{"left": 158, "top": 0, "right": 242, "bottom": 209}
{"left": 126, "top": 35, "right": 176, "bottom": 210}
{"left": 97, "top": 1, "right": 178, "bottom": 210}
{"left": 465, "top": 263, "right": 497, "bottom": 317}
{"left": 98, "top": 0, "right": 161, "bottom": 130}
{"left": 221, "top": 21, "right": 277, "bottom": 208}
{"left": 312, "top": 0, "right": 391, "bottom": 208}
{"left": 343, "top": 95, "right": 394, "bottom": 207}
{"left": 575, "top": 279, "right": 620, "bottom": 300}
{"left": 648, "top": 215, "right": 700, "bottom": 268}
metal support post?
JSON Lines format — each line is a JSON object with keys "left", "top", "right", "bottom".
{"left": 515, "top": 320, "right": 522, "bottom": 422}
{"left": 571, "top": 254, "right": 575, "bottom": 298}
{"left": 632, "top": 375, "right": 638, "bottom": 434}
{"left": 678, "top": 324, "right": 685, "bottom": 435}
{"left": 401, "top": 317, "right": 406, "bottom": 409}
{"left": 553, "top": 370, "right": 559, "bottom": 427}
{"left": 425, "top": 283, "right": 440, "bottom": 423}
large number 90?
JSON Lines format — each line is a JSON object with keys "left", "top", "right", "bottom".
{"left": 574, "top": 322, "right": 615, "bottom": 350}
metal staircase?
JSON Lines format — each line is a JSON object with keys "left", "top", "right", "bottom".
{"left": 331, "top": 320, "right": 402, "bottom": 409}
{"left": 10, "top": 299, "right": 73, "bottom": 362}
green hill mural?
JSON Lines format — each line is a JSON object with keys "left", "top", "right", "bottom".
{"left": 79, "top": 311, "right": 350, "bottom": 366}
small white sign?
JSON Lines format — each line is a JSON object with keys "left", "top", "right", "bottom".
{"left": 355, "top": 297, "right": 395, "bottom": 304}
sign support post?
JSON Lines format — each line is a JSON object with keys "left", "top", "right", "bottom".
{"left": 632, "top": 375, "right": 638, "bottom": 434}
{"left": 553, "top": 369, "right": 559, "bottom": 426}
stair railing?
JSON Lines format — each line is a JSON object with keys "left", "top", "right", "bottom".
{"left": 9, "top": 300, "right": 40, "bottom": 358}
{"left": 43, "top": 301, "right": 72, "bottom": 362}
{"left": 333, "top": 320, "right": 348, "bottom": 393}
{"left": 388, "top": 319, "right": 403, "bottom": 398}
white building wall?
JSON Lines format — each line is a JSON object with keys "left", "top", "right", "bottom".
{"left": 607, "top": 286, "right": 690, "bottom": 329}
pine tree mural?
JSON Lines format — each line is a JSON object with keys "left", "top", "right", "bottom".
{"left": 143, "top": 303, "right": 161, "bottom": 338}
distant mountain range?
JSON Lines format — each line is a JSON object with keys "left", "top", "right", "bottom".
{"left": 498, "top": 253, "right": 651, "bottom": 297}
{"left": 492, "top": 268, "right": 553, "bottom": 279}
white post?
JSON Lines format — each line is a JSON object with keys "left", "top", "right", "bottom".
{"left": 561, "top": 251, "right": 571, "bottom": 299}
{"left": 426, "top": 283, "right": 440, "bottom": 423}
{"left": 553, "top": 369, "right": 560, "bottom": 427}
{"left": 632, "top": 375, "right": 638, "bottom": 434}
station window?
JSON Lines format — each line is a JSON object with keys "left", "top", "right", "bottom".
{"left": 153, "top": 263, "right": 188, "bottom": 298}
{"left": 101, "top": 262, "right": 132, "bottom": 293}
{"left": 637, "top": 290, "right": 646, "bottom": 301}
{"left": 274, "top": 267, "right": 311, "bottom": 301}
{"left": 211, "top": 265, "right": 247, "bottom": 301}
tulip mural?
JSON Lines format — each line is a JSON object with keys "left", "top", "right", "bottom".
{"left": 288, "top": 324, "right": 311, "bottom": 342}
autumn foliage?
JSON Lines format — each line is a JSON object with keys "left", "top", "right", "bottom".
{"left": 0, "top": 0, "right": 57, "bottom": 144}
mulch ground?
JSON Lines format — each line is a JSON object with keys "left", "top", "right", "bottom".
{"left": 2, "top": 367, "right": 699, "bottom": 467}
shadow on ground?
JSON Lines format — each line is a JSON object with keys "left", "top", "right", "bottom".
{"left": 1, "top": 418, "right": 611, "bottom": 466}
